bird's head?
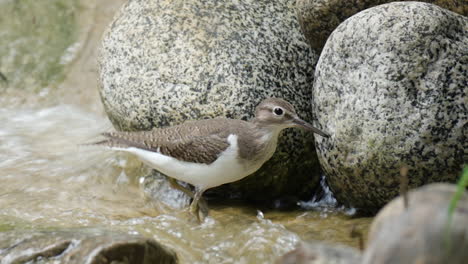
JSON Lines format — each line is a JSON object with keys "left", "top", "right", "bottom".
{"left": 254, "top": 98, "right": 330, "bottom": 138}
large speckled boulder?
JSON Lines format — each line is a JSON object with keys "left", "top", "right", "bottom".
{"left": 0, "top": 229, "right": 177, "bottom": 263}
{"left": 296, "top": 0, "right": 467, "bottom": 53}
{"left": 313, "top": 2, "right": 467, "bottom": 210}
{"left": 363, "top": 184, "right": 468, "bottom": 263}
{"left": 99, "top": 0, "right": 321, "bottom": 202}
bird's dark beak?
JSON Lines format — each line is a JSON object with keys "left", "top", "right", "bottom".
{"left": 293, "top": 118, "right": 330, "bottom": 138}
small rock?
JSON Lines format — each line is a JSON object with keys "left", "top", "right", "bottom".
{"left": 363, "top": 183, "right": 468, "bottom": 264}
{"left": 277, "top": 240, "right": 362, "bottom": 264}
{"left": 313, "top": 2, "right": 467, "bottom": 210}
{"left": 296, "top": 0, "right": 468, "bottom": 52}
{"left": 0, "top": 229, "right": 177, "bottom": 264}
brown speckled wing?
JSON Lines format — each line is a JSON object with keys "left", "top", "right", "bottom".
{"left": 95, "top": 119, "right": 240, "bottom": 164}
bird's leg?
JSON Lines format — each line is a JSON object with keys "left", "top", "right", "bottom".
{"left": 189, "top": 187, "right": 206, "bottom": 223}
{"left": 167, "top": 177, "right": 193, "bottom": 196}
{"left": 167, "top": 178, "right": 209, "bottom": 216}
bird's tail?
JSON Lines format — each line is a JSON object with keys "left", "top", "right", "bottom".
{"left": 82, "top": 132, "right": 125, "bottom": 148}
{"left": 84, "top": 132, "right": 150, "bottom": 150}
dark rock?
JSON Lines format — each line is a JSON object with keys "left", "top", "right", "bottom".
{"left": 99, "top": 0, "right": 322, "bottom": 201}
{"left": 277, "top": 241, "right": 362, "bottom": 264}
{"left": 312, "top": 2, "right": 467, "bottom": 210}
{"left": 296, "top": 0, "right": 468, "bottom": 53}
{"left": 363, "top": 183, "right": 468, "bottom": 264}
{"left": 0, "top": 229, "right": 177, "bottom": 264}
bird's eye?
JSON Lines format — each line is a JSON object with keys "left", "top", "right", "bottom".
{"left": 273, "top": 107, "right": 284, "bottom": 116}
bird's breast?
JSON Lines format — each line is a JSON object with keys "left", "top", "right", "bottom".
{"left": 236, "top": 129, "right": 280, "bottom": 171}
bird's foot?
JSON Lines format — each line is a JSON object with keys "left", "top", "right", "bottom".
{"left": 189, "top": 202, "right": 210, "bottom": 224}
{"left": 168, "top": 179, "right": 209, "bottom": 223}
{"left": 188, "top": 188, "right": 208, "bottom": 224}
{"left": 198, "top": 198, "right": 209, "bottom": 217}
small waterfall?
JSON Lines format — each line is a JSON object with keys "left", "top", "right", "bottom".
{"left": 298, "top": 175, "right": 356, "bottom": 216}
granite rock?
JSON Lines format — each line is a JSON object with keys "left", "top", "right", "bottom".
{"left": 296, "top": 0, "right": 468, "bottom": 53}
{"left": 98, "top": 0, "right": 322, "bottom": 201}
{"left": 312, "top": 2, "right": 467, "bottom": 210}
{"left": 0, "top": 229, "right": 177, "bottom": 264}
{"left": 363, "top": 183, "right": 468, "bottom": 264}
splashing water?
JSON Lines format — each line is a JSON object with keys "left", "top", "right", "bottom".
{"left": 298, "top": 176, "right": 357, "bottom": 216}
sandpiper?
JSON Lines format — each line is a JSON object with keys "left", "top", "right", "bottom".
{"left": 94, "top": 98, "right": 329, "bottom": 221}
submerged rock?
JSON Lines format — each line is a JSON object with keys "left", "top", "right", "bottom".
{"left": 363, "top": 183, "right": 468, "bottom": 264}
{"left": 277, "top": 240, "right": 362, "bottom": 264}
{"left": 296, "top": 0, "right": 467, "bottom": 53}
{"left": 0, "top": 229, "right": 177, "bottom": 264}
{"left": 99, "top": 0, "right": 321, "bottom": 201}
{"left": 313, "top": 2, "right": 467, "bottom": 210}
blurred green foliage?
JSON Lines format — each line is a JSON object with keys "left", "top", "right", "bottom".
{"left": 445, "top": 166, "right": 468, "bottom": 251}
{"left": 448, "top": 166, "right": 468, "bottom": 219}
{"left": 0, "top": 0, "right": 78, "bottom": 91}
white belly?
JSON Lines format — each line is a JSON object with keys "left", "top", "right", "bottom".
{"left": 113, "top": 134, "right": 259, "bottom": 190}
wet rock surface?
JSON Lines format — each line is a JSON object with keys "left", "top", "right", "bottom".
{"left": 99, "top": 0, "right": 322, "bottom": 201}
{"left": 363, "top": 183, "right": 468, "bottom": 264}
{"left": 277, "top": 240, "right": 362, "bottom": 264}
{"left": 296, "top": 0, "right": 467, "bottom": 53}
{"left": 313, "top": 2, "right": 467, "bottom": 210}
{"left": 0, "top": 229, "right": 177, "bottom": 264}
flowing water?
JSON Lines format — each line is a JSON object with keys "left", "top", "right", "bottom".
{"left": 0, "top": 0, "right": 372, "bottom": 263}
